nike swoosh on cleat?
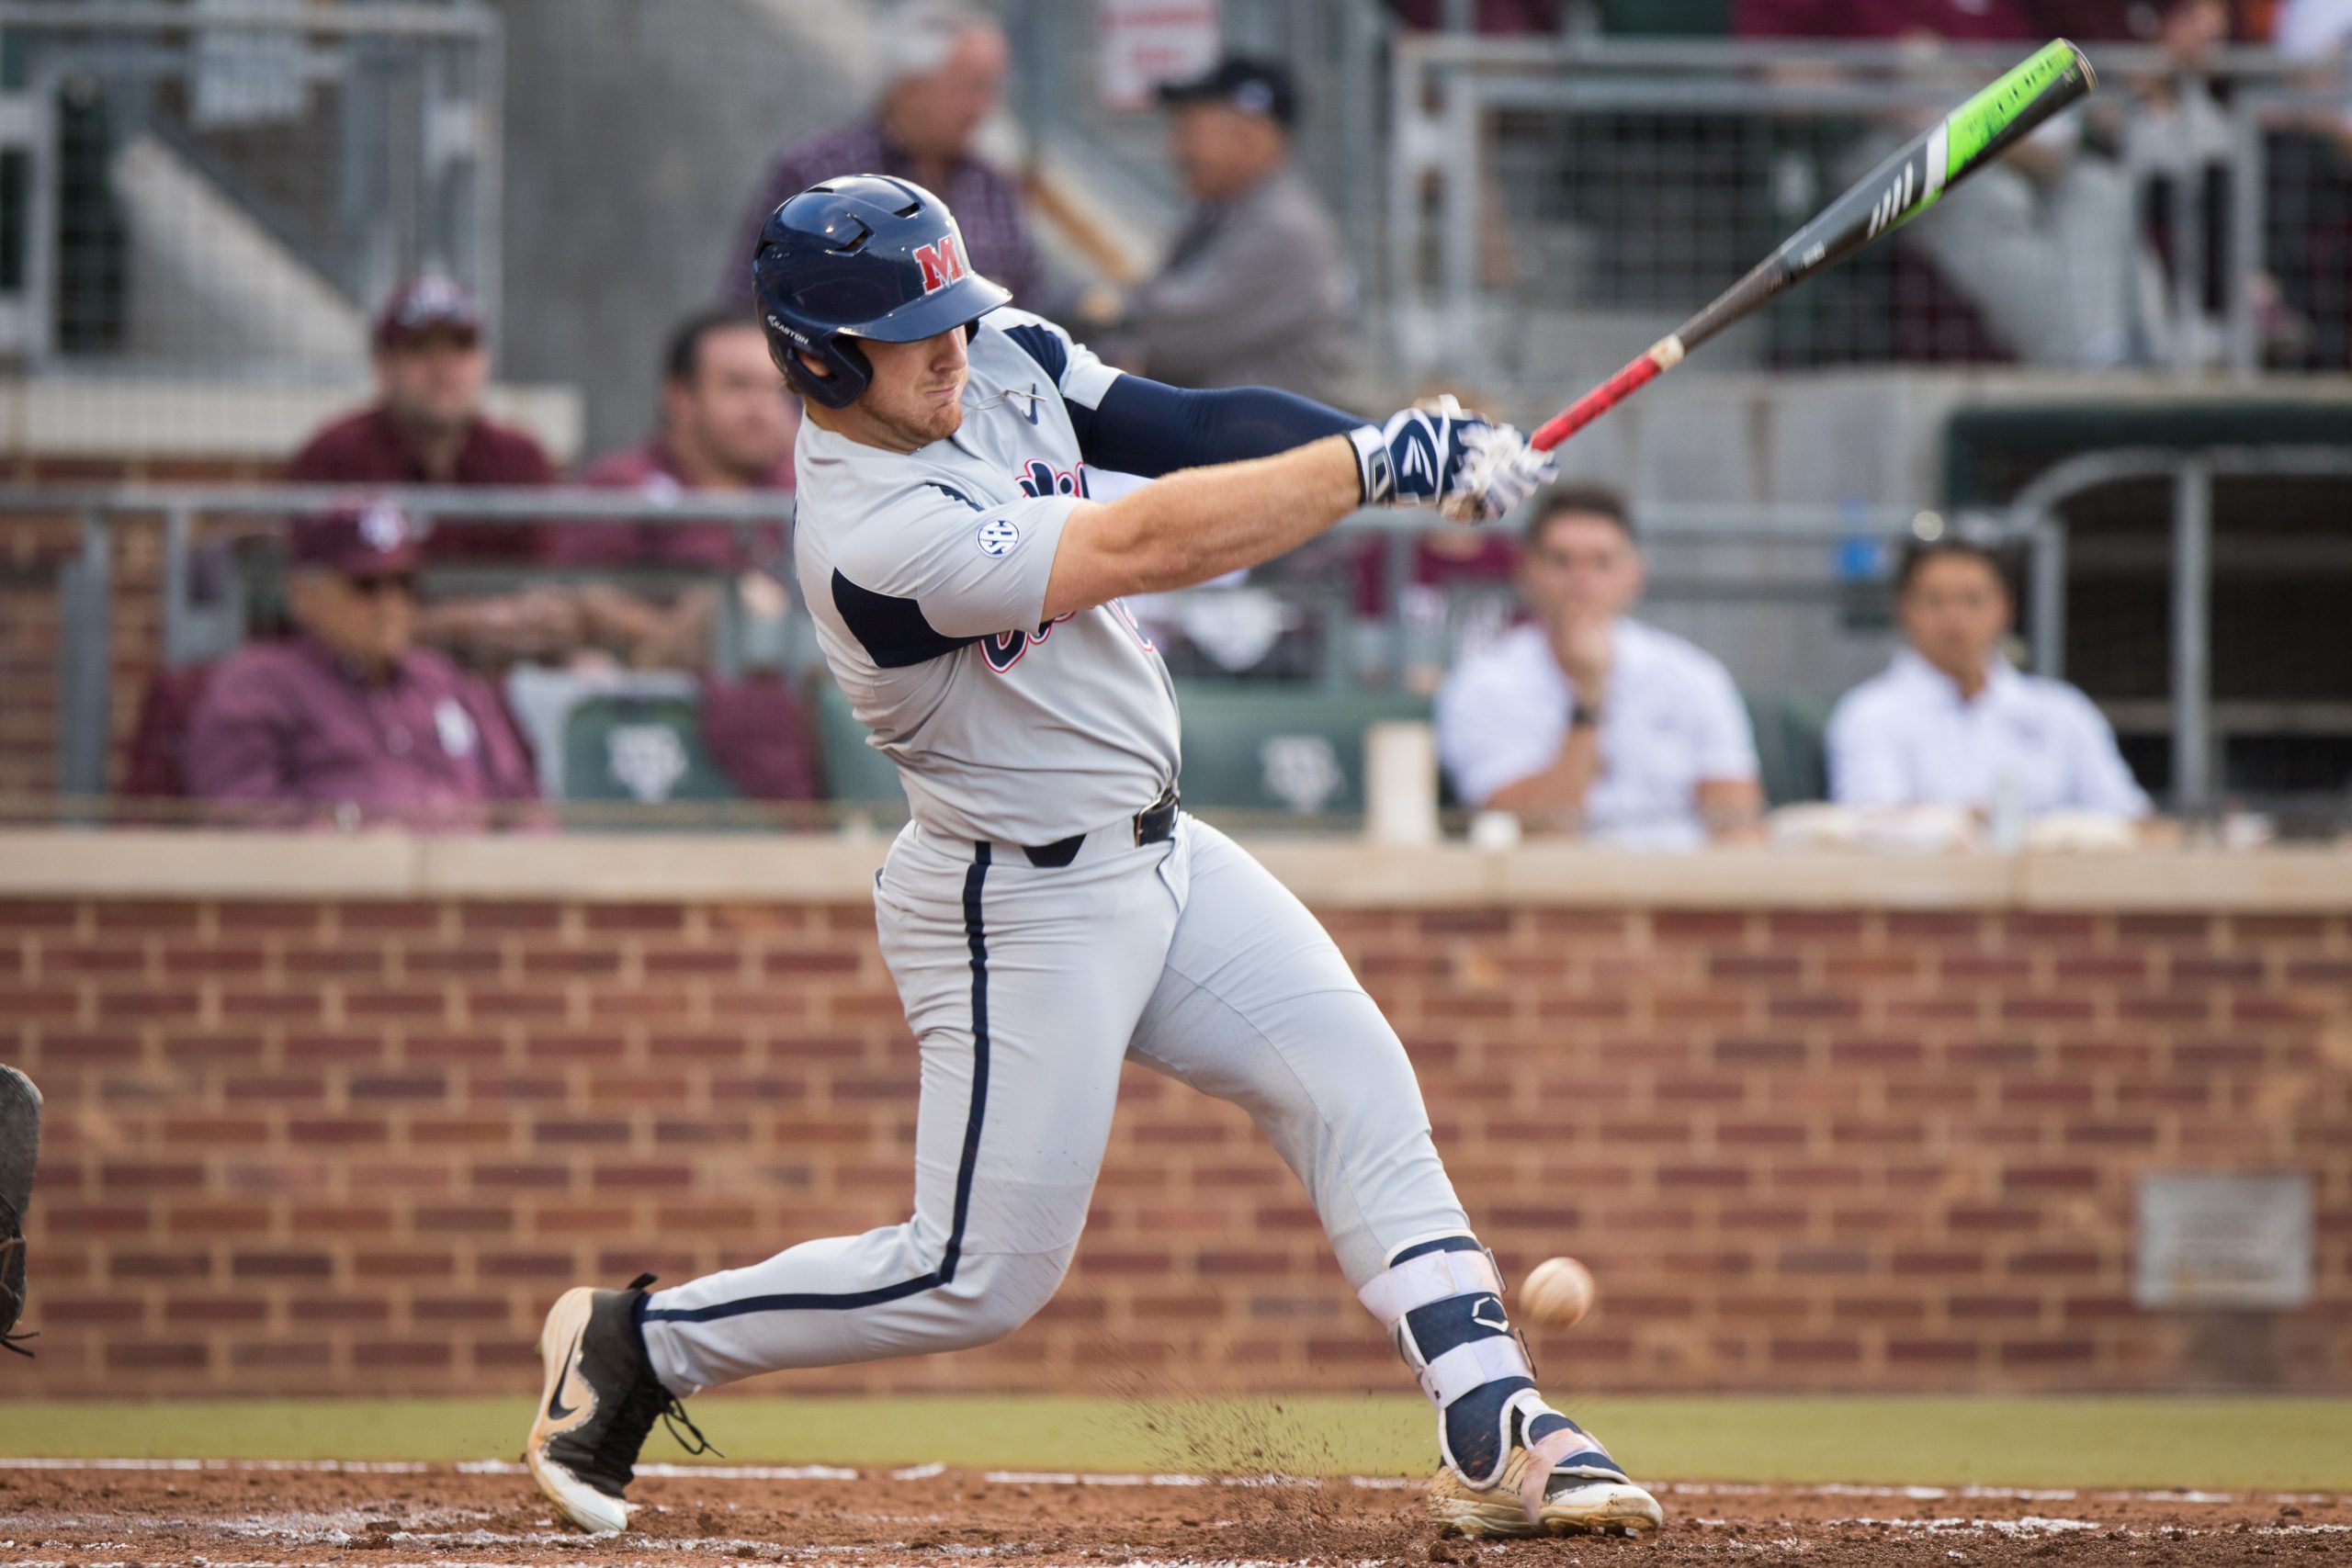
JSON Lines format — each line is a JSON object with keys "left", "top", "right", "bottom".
{"left": 547, "top": 1328, "right": 587, "bottom": 1421}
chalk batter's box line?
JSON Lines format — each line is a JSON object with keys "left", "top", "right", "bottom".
{"left": 0, "top": 1457, "right": 2340, "bottom": 1507}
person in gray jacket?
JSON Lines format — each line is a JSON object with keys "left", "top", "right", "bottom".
{"left": 1104, "top": 56, "right": 1353, "bottom": 404}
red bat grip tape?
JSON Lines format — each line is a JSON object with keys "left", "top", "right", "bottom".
{"left": 1530, "top": 352, "right": 1662, "bottom": 452}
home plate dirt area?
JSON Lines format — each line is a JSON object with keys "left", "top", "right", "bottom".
{"left": 2, "top": 1461, "right": 2345, "bottom": 1567}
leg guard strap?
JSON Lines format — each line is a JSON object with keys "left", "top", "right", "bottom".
{"left": 1357, "top": 1234, "right": 1531, "bottom": 1488}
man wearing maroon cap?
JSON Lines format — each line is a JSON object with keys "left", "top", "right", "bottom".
{"left": 187, "top": 502, "right": 538, "bottom": 828}
{"left": 288, "top": 276, "right": 557, "bottom": 562}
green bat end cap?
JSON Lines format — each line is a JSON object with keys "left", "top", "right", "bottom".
{"left": 1946, "top": 38, "right": 2097, "bottom": 175}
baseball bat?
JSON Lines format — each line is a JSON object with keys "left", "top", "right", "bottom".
{"left": 1527, "top": 38, "right": 2097, "bottom": 452}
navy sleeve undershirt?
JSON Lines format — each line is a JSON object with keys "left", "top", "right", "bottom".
{"left": 1065, "top": 375, "right": 1362, "bottom": 479}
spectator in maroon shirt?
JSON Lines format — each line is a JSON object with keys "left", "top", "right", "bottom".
{"left": 560, "top": 310, "right": 799, "bottom": 561}
{"left": 718, "top": 1, "right": 1048, "bottom": 314}
{"left": 187, "top": 505, "right": 538, "bottom": 829}
{"left": 288, "top": 276, "right": 558, "bottom": 563}
{"left": 552, "top": 310, "right": 817, "bottom": 802}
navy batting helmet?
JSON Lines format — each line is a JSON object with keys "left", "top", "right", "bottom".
{"left": 751, "top": 175, "right": 1011, "bottom": 410}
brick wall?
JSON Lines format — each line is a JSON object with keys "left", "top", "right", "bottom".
{"left": 6, "top": 895, "right": 2347, "bottom": 1397}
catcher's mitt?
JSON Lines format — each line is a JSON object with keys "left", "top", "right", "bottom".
{"left": 1, "top": 1065, "right": 40, "bottom": 1356}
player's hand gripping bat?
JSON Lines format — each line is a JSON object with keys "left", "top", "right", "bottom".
{"left": 1527, "top": 38, "right": 2098, "bottom": 453}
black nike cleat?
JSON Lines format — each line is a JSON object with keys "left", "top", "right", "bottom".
{"left": 0, "top": 1065, "right": 40, "bottom": 1358}
{"left": 524, "top": 1273, "right": 716, "bottom": 1533}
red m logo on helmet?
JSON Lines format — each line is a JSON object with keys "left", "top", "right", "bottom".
{"left": 914, "top": 234, "right": 967, "bottom": 294}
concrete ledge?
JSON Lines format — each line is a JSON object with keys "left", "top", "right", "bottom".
{"left": 2, "top": 829, "right": 2347, "bottom": 910}
{"left": 0, "top": 376, "right": 584, "bottom": 463}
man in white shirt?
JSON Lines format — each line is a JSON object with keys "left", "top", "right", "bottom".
{"left": 1827, "top": 538, "right": 2151, "bottom": 819}
{"left": 1436, "top": 486, "right": 1762, "bottom": 848}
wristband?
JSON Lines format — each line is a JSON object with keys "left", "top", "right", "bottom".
{"left": 1347, "top": 424, "right": 1395, "bottom": 505}
{"left": 1570, "top": 701, "right": 1604, "bottom": 729}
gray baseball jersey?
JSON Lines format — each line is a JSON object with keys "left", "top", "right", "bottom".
{"left": 793, "top": 308, "right": 1178, "bottom": 846}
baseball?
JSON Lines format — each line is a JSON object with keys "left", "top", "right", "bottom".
{"left": 1520, "top": 1256, "right": 1597, "bottom": 1328}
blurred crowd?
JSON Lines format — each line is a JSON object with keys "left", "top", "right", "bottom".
{"left": 128, "top": 0, "right": 2334, "bottom": 840}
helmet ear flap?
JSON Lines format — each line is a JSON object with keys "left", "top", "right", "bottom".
{"left": 769, "top": 332, "right": 872, "bottom": 411}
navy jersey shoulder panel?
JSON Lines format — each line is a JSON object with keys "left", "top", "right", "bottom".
{"left": 1001, "top": 321, "right": 1069, "bottom": 387}
{"left": 831, "top": 570, "right": 978, "bottom": 669}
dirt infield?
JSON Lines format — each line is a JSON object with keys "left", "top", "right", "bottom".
{"left": 1, "top": 1460, "right": 2344, "bottom": 1567}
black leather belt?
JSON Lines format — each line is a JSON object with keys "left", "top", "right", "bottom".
{"left": 1017, "top": 784, "right": 1181, "bottom": 868}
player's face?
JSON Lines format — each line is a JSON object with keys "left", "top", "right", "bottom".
{"left": 1900, "top": 553, "right": 2011, "bottom": 679}
{"left": 1521, "top": 512, "right": 1642, "bottom": 626}
{"left": 670, "top": 323, "right": 797, "bottom": 482}
{"left": 849, "top": 327, "right": 970, "bottom": 451}
{"left": 376, "top": 330, "right": 488, "bottom": 437}
{"left": 290, "top": 567, "right": 417, "bottom": 671}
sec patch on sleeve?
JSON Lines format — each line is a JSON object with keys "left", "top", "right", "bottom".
{"left": 976, "top": 517, "right": 1021, "bottom": 557}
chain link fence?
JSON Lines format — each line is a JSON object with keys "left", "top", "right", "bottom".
{"left": 1389, "top": 35, "right": 2352, "bottom": 400}
{"left": 0, "top": 0, "right": 497, "bottom": 373}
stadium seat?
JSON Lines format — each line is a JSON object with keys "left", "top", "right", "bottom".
{"left": 558, "top": 692, "right": 741, "bottom": 807}
{"left": 1598, "top": 0, "right": 1730, "bottom": 35}
{"left": 1742, "top": 688, "right": 1839, "bottom": 808}
{"left": 1171, "top": 684, "right": 1436, "bottom": 817}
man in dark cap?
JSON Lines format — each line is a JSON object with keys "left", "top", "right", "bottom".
{"left": 187, "top": 503, "right": 538, "bottom": 828}
{"left": 288, "top": 276, "right": 558, "bottom": 562}
{"left": 1091, "top": 55, "right": 1353, "bottom": 402}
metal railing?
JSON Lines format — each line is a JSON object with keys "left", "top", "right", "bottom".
{"left": 9, "top": 462, "right": 2350, "bottom": 824}
{"left": 0, "top": 0, "right": 501, "bottom": 367}
{"left": 2007, "top": 445, "right": 2352, "bottom": 813}
{"left": 3, "top": 482, "right": 1964, "bottom": 814}
{"left": 1389, "top": 36, "right": 2352, "bottom": 391}
{"left": 11, "top": 484, "right": 792, "bottom": 800}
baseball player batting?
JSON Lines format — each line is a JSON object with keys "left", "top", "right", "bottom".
{"left": 523, "top": 175, "right": 1660, "bottom": 1541}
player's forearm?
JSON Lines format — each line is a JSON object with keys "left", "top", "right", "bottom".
{"left": 1483, "top": 730, "right": 1602, "bottom": 824}
{"left": 1697, "top": 776, "right": 1766, "bottom": 842}
{"left": 1042, "top": 435, "right": 1361, "bottom": 618}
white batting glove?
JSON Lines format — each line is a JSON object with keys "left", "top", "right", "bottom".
{"left": 1440, "top": 419, "right": 1555, "bottom": 524}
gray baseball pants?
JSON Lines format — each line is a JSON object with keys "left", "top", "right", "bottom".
{"left": 639, "top": 814, "right": 1469, "bottom": 1394}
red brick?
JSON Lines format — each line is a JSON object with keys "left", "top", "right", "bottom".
{"left": 2000, "top": 1337, "right": 2097, "bottom": 1367}
{"left": 1654, "top": 912, "right": 1749, "bottom": 941}
{"left": 232, "top": 1250, "right": 334, "bottom": 1280}
{"left": 336, "top": 902, "right": 446, "bottom": 933}
{"left": 42, "top": 941, "right": 150, "bottom": 976}
{"left": 533, "top": 1118, "right": 632, "bottom": 1146}
{"left": 458, "top": 902, "right": 564, "bottom": 933}
{"left": 1713, "top": 1037, "right": 1805, "bottom": 1067}
{"left": 289, "top": 1117, "right": 390, "bottom": 1147}
{"left": 1768, "top": 1337, "right": 1862, "bottom": 1365}
{"left": 213, "top": 901, "right": 327, "bottom": 933}
{"left": 232, "top": 1341, "right": 334, "bottom": 1369}
{"left": 91, "top": 901, "right": 202, "bottom": 933}
{"left": 107, "top": 1340, "right": 209, "bottom": 1371}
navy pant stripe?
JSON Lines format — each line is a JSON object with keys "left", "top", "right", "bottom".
{"left": 644, "top": 846, "right": 992, "bottom": 1324}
